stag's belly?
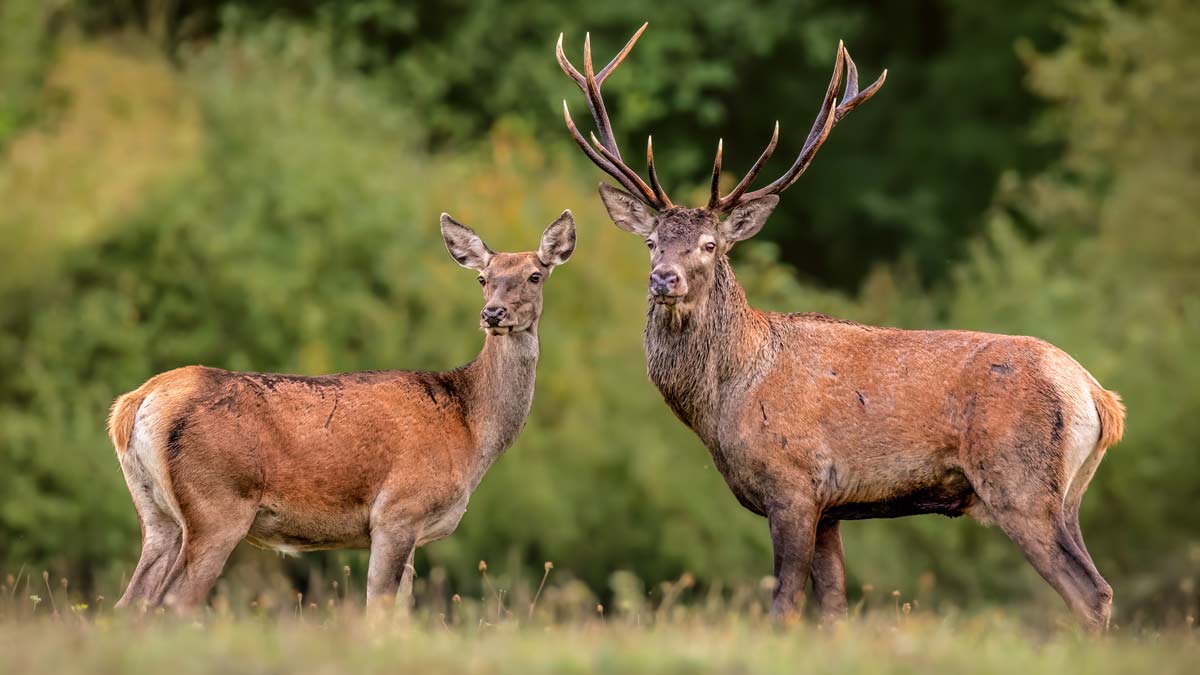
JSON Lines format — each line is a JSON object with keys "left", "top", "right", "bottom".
{"left": 822, "top": 467, "right": 980, "bottom": 520}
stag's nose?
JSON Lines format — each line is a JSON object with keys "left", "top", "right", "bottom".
{"left": 481, "top": 306, "right": 507, "bottom": 326}
{"left": 649, "top": 269, "right": 680, "bottom": 296}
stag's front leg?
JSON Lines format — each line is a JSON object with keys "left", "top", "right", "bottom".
{"left": 811, "top": 519, "right": 848, "bottom": 622}
{"left": 768, "top": 499, "right": 820, "bottom": 621}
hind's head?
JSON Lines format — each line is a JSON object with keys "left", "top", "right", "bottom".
{"left": 440, "top": 211, "right": 576, "bottom": 335}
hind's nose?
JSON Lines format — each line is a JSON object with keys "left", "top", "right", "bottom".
{"left": 481, "top": 306, "right": 507, "bottom": 326}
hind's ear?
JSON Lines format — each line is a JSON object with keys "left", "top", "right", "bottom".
{"left": 598, "top": 183, "right": 656, "bottom": 236}
{"left": 440, "top": 213, "right": 494, "bottom": 270}
{"left": 720, "top": 195, "right": 779, "bottom": 244}
{"left": 538, "top": 210, "right": 576, "bottom": 267}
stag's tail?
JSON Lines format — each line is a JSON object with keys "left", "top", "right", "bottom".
{"left": 108, "top": 387, "right": 150, "bottom": 457}
{"left": 1091, "top": 384, "right": 1126, "bottom": 451}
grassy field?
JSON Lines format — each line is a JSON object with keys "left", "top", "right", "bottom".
{"left": 2, "top": 611, "right": 1197, "bottom": 674}
{"left": 2, "top": 569, "right": 1196, "bottom": 674}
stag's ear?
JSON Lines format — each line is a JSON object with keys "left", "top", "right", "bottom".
{"left": 720, "top": 195, "right": 779, "bottom": 244}
{"left": 440, "top": 213, "right": 494, "bottom": 270}
{"left": 538, "top": 210, "right": 576, "bottom": 267}
{"left": 598, "top": 183, "right": 656, "bottom": 236}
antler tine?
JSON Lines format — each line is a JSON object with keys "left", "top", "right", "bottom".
{"left": 836, "top": 61, "right": 887, "bottom": 122}
{"left": 597, "top": 22, "right": 648, "bottom": 83}
{"left": 556, "top": 23, "right": 647, "bottom": 88}
{"left": 842, "top": 48, "right": 860, "bottom": 105}
{"left": 558, "top": 25, "right": 670, "bottom": 209}
{"left": 740, "top": 41, "right": 846, "bottom": 201}
{"left": 707, "top": 139, "right": 724, "bottom": 209}
{"left": 717, "top": 121, "right": 780, "bottom": 210}
{"left": 562, "top": 100, "right": 648, "bottom": 199}
{"left": 581, "top": 33, "right": 622, "bottom": 159}
{"left": 590, "top": 132, "right": 659, "bottom": 203}
{"left": 555, "top": 33, "right": 586, "bottom": 88}
{"left": 647, "top": 136, "right": 674, "bottom": 208}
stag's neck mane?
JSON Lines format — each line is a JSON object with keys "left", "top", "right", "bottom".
{"left": 644, "top": 257, "right": 773, "bottom": 446}
{"left": 455, "top": 328, "right": 540, "bottom": 463}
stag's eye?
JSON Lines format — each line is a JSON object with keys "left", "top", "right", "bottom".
{"left": 702, "top": 241, "right": 717, "bottom": 254}
{"left": 646, "top": 240, "right": 655, "bottom": 250}
{"left": 477, "top": 276, "right": 486, "bottom": 286}
{"left": 528, "top": 272, "right": 542, "bottom": 284}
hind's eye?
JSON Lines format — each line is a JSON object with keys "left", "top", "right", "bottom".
{"left": 528, "top": 272, "right": 542, "bottom": 284}
{"left": 477, "top": 276, "right": 485, "bottom": 286}
{"left": 646, "top": 240, "right": 655, "bottom": 250}
{"left": 703, "top": 242, "right": 717, "bottom": 253}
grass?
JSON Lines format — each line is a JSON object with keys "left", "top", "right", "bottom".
{"left": 2, "top": 565, "right": 1197, "bottom": 674}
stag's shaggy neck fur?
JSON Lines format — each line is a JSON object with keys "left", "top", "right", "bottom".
{"left": 645, "top": 257, "right": 774, "bottom": 447}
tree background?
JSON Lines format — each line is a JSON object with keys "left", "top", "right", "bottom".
{"left": 0, "top": 0, "right": 1196, "bottom": 622}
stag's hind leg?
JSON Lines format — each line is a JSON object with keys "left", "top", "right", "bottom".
{"left": 811, "top": 519, "right": 848, "bottom": 622}
{"left": 1063, "top": 443, "right": 1107, "bottom": 566}
{"left": 965, "top": 460, "right": 1112, "bottom": 632}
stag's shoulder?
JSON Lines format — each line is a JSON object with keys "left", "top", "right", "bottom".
{"left": 774, "top": 311, "right": 891, "bottom": 333}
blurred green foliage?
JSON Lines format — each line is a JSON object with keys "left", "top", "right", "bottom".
{"left": 71, "top": 0, "right": 1067, "bottom": 288}
{"left": 0, "top": 0, "right": 1197, "bottom": 622}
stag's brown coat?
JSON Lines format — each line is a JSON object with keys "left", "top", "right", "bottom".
{"left": 108, "top": 212, "right": 575, "bottom": 609}
{"left": 560, "top": 24, "right": 1125, "bottom": 632}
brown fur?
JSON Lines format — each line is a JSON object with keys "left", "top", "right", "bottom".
{"left": 110, "top": 212, "right": 575, "bottom": 611}
{"left": 597, "top": 194, "right": 1125, "bottom": 632}
{"left": 107, "top": 389, "right": 148, "bottom": 457}
{"left": 1092, "top": 385, "right": 1126, "bottom": 451}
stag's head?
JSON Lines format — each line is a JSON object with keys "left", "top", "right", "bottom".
{"left": 441, "top": 212, "right": 576, "bottom": 335}
{"left": 557, "top": 24, "right": 885, "bottom": 317}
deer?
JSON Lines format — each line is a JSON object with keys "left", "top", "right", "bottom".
{"left": 106, "top": 211, "right": 576, "bottom": 610}
{"left": 558, "top": 24, "right": 1125, "bottom": 632}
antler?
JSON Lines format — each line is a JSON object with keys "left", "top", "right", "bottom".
{"left": 558, "top": 23, "right": 673, "bottom": 209}
{"left": 711, "top": 42, "right": 887, "bottom": 213}
{"left": 559, "top": 26, "right": 886, "bottom": 215}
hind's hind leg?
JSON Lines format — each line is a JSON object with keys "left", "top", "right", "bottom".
{"left": 115, "top": 469, "right": 182, "bottom": 609}
{"left": 153, "top": 499, "right": 257, "bottom": 611}
{"left": 116, "top": 514, "right": 181, "bottom": 609}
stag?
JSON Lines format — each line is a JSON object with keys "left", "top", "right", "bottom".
{"left": 107, "top": 212, "right": 575, "bottom": 609}
{"left": 558, "top": 24, "right": 1124, "bottom": 631}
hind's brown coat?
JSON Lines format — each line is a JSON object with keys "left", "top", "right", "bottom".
{"left": 108, "top": 212, "right": 575, "bottom": 610}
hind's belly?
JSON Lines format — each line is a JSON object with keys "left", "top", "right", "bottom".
{"left": 416, "top": 495, "right": 470, "bottom": 546}
{"left": 244, "top": 493, "right": 472, "bottom": 554}
{"left": 246, "top": 504, "right": 371, "bottom": 554}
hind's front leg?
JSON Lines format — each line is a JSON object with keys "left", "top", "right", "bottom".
{"left": 366, "top": 526, "right": 417, "bottom": 606}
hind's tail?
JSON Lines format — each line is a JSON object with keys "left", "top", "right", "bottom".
{"left": 108, "top": 387, "right": 150, "bottom": 457}
{"left": 1091, "top": 384, "right": 1126, "bottom": 451}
